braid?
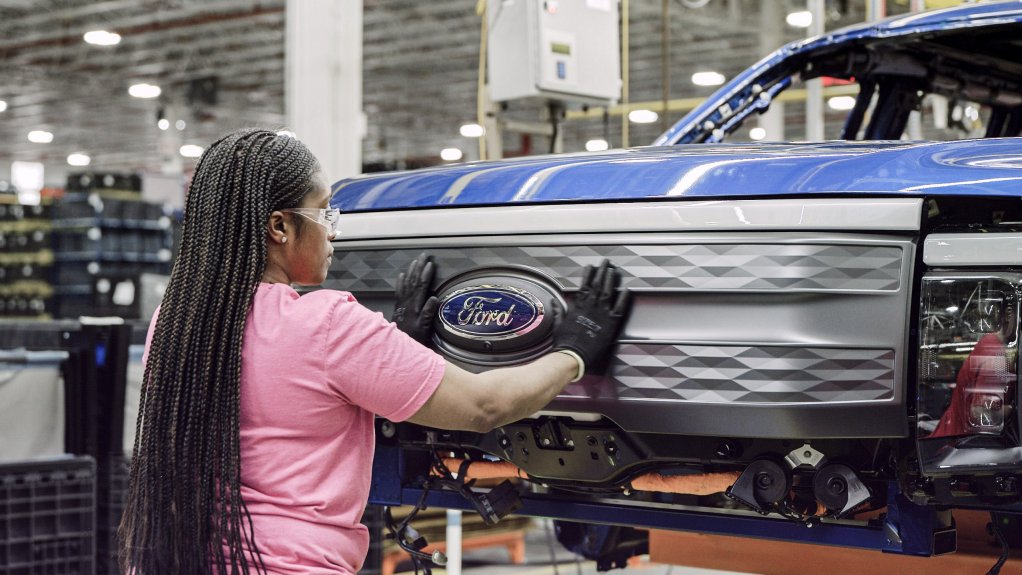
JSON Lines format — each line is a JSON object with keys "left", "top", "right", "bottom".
{"left": 119, "top": 128, "right": 321, "bottom": 574}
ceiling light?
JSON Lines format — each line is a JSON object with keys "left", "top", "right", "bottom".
{"left": 585, "top": 138, "right": 609, "bottom": 152}
{"left": 786, "top": 11, "right": 813, "bottom": 28}
{"left": 27, "top": 130, "right": 53, "bottom": 144}
{"left": 0, "top": 100, "right": 6, "bottom": 113}
{"left": 459, "top": 123, "right": 485, "bottom": 138}
{"left": 628, "top": 109, "right": 659, "bottom": 124}
{"left": 12, "top": 161, "right": 43, "bottom": 206}
{"left": 440, "top": 148, "right": 463, "bottom": 161}
{"left": 67, "top": 153, "right": 91, "bottom": 167}
{"left": 129, "top": 83, "right": 161, "bottom": 99}
{"left": 179, "top": 144, "right": 204, "bottom": 158}
{"left": 827, "top": 96, "right": 857, "bottom": 111}
{"left": 83, "top": 30, "right": 121, "bottom": 46}
{"left": 175, "top": 119, "right": 186, "bottom": 131}
{"left": 157, "top": 118, "right": 170, "bottom": 130}
{"left": 692, "top": 71, "right": 726, "bottom": 87}
{"left": 749, "top": 127, "right": 767, "bottom": 140}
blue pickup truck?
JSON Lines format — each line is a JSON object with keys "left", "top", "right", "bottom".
{"left": 328, "top": 1, "right": 1022, "bottom": 566}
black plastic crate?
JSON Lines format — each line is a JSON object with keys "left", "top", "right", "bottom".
{"left": 54, "top": 231, "right": 100, "bottom": 255}
{"left": 0, "top": 456, "right": 96, "bottom": 575}
{"left": 54, "top": 262, "right": 98, "bottom": 286}
{"left": 52, "top": 202, "right": 97, "bottom": 222}
{"left": 96, "top": 456, "right": 129, "bottom": 575}
{"left": 0, "top": 263, "right": 49, "bottom": 283}
{"left": 0, "top": 204, "right": 49, "bottom": 223}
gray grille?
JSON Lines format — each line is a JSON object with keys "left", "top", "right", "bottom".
{"left": 560, "top": 343, "right": 896, "bottom": 403}
{"left": 328, "top": 244, "right": 903, "bottom": 292}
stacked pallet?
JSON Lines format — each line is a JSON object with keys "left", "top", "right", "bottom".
{"left": 0, "top": 195, "right": 53, "bottom": 319}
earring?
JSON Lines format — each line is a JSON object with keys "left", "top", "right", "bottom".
{"left": 281, "top": 236, "right": 287, "bottom": 244}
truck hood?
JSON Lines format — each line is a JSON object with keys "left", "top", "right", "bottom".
{"left": 331, "top": 139, "right": 1022, "bottom": 212}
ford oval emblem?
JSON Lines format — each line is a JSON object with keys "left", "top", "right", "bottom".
{"left": 439, "top": 285, "right": 545, "bottom": 340}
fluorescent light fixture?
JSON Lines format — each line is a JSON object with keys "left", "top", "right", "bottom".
{"left": 175, "top": 119, "right": 186, "bottom": 130}
{"left": 628, "top": 109, "right": 659, "bottom": 124}
{"left": 157, "top": 118, "right": 170, "bottom": 130}
{"left": 691, "top": 71, "right": 726, "bottom": 87}
{"left": 12, "top": 161, "right": 43, "bottom": 205}
{"left": 749, "top": 127, "right": 767, "bottom": 140}
{"left": 459, "top": 123, "right": 485, "bottom": 138}
{"left": 585, "top": 138, "right": 609, "bottom": 152}
{"left": 786, "top": 10, "right": 812, "bottom": 28}
{"left": 67, "top": 153, "right": 91, "bottom": 167}
{"left": 440, "top": 148, "right": 463, "bottom": 161}
{"left": 83, "top": 30, "right": 121, "bottom": 46}
{"left": 827, "top": 96, "right": 857, "bottom": 111}
{"left": 0, "top": 100, "right": 6, "bottom": 113}
{"left": 27, "top": 130, "right": 53, "bottom": 144}
{"left": 179, "top": 144, "right": 204, "bottom": 158}
{"left": 129, "top": 83, "right": 161, "bottom": 99}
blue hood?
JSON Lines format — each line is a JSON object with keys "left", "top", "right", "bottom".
{"left": 331, "top": 139, "right": 1022, "bottom": 212}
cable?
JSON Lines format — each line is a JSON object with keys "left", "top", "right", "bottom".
{"left": 383, "top": 484, "right": 448, "bottom": 575}
{"left": 987, "top": 512, "right": 1010, "bottom": 575}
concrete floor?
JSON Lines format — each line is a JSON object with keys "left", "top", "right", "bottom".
{"left": 394, "top": 519, "right": 756, "bottom": 575}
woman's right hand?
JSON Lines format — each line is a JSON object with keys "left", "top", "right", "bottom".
{"left": 391, "top": 253, "right": 439, "bottom": 345}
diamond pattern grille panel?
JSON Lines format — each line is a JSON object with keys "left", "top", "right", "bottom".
{"left": 327, "top": 244, "right": 903, "bottom": 292}
{"left": 559, "top": 343, "right": 896, "bottom": 403}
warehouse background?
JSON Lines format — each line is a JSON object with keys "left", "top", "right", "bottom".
{"left": 0, "top": 0, "right": 938, "bottom": 179}
{"left": 0, "top": 2, "right": 991, "bottom": 574}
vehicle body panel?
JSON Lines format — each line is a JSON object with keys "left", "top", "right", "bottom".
{"left": 331, "top": 139, "right": 1022, "bottom": 211}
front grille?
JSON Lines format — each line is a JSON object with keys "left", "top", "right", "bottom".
{"left": 326, "top": 233, "right": 914, "bottom": 438}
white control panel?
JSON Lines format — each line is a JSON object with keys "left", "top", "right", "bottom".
{"left": 488, "top": 0, "right": 621, "bottom": 104}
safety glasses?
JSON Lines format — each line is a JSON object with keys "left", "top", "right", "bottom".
{"left": 282, "top": 207, "right": 341, "bottom": 237}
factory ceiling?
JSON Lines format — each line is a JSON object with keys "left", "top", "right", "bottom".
{"left": 0, "top": 0, "right": 880, "bottom": 176}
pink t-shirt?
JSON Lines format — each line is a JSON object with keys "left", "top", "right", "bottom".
{"left": 144, "top": 283, "right": 445, "bottom": 574}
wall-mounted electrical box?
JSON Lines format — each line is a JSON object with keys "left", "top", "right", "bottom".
{"left": 487, "top": 0, "right": 621, "bottom": 105}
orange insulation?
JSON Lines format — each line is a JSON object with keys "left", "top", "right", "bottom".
{"left": 440, "top": 458, "right": 528, "bottom": 480}
{"left": 630, "top": 471, "right": 741, "bottom": 496}
{"left": 440, "top": 459, "right": 848, "bottom": 517}
{"left": 439, "top": 458, "right": 738, "bottom": 495}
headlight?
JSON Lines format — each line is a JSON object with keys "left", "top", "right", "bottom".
{"left": 918, "top": 274, "right": 1020, "bottom": 475}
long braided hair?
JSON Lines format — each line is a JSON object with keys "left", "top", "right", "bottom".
{"left": 119, "top": 129, "right": 321, "bottom": 574}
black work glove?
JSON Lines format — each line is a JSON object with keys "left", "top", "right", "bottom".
{"left": 552, "top": 259, "right": 631, "bottom": 375}
{"left": 391, "top": 253, "right": 439, "bottom": 346}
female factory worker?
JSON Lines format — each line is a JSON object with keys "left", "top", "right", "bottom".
{"left": 119, "top": 128, "right": 629, "bottom": 575}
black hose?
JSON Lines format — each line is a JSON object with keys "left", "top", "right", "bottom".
{"left": 987, "top": 512, "right": 1010, "bottom": 575}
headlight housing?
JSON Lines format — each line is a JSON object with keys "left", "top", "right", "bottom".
{"left": 918, "top": 274, "right": 1020, "bottom": 475}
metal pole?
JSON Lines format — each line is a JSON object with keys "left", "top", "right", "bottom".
{"left": 621, "top": 0, "right": 630, "bottom": 148}
{"left": 906, "top": 0, "right": 925, "bottom": 140}
{"left": 446, "top": 509, "right": 463, "bottom": 575}
{"left": 804, "top": 0, "right": 825, "bottom": 141}
{"left": 758, "top": 0, "right": 784, "bottom": 140}
{"left": 866, "top": 0, "right": 885, "bottom": 22}
{"left": 477, "top": 0, "right": 488, "bottom": 160}
{"left": 661, "top": 0, "right": 670, "bottom": 134}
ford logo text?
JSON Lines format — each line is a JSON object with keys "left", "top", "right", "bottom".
{"left": 439, "top": 286, "right": 544, "bottom": 339}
